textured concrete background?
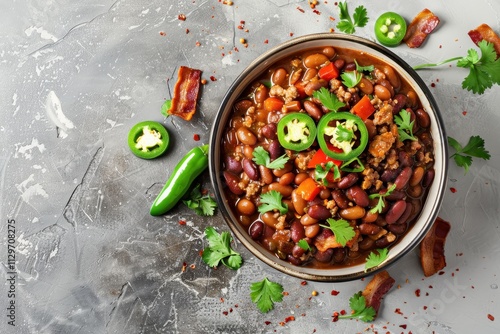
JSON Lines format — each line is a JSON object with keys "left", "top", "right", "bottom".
{"left": 1, "top": 0, "right": 499, "bottom": 333}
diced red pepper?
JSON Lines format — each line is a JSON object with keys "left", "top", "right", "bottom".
{"left": 296, "top": 177, "right": 321, "bottom": 201}
{"left": 318, "top": 62, "right": 339, "bottom": 81}
{"left": 351, "top": 95, "right": 375, "bottom": 120}
{"left": 307, "top": 148, "right": 342, "bottom": 169}
{"left": 294, "top": 82, "right": 307, "bottom": 99}
{"left": 263, "top": 97, "right": 284, "bottom": 112}
{"left": 420, "top": 217, "right": 451, "bottom": 277}
{"left": 468, "top": 23, "right": 500, "bottom": 57}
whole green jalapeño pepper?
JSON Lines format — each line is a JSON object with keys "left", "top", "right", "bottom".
{"left": 317, "top": 112, "right": 368, "bottom": 161}
{"left": 374, "top": 12, "right": 407, "bottom": 47}
{"left": 277, "top": 112, "right": 317, "bottom": 151}
{"left": 128, "top": 121, "right": 170, "bottom": 159}
{"left": 150, "top": 144, "right": 209, "bottom": 216}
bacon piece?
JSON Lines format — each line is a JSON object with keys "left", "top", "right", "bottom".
{"left": 403, "top": 8, "right": 440, "bottom": 48}
{"left": 168, "top": 66, "right": 202, "bottom": 121}
{"left": 362, "top": 270, "right": 395, "bottom": 316}
{"left": 419, "top": 217, "right": 451, "bottom": 277}
{"left": 468, "top": 23, "right": 500, "bottom": 57}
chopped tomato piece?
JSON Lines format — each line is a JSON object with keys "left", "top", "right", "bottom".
{"left": 168, "top": 66, "right": 202, "bottom": 121}
{"left": 318, "top": 62, "right": 339, "bottom": 81}
{"left": 263, "top": 97, "right": 284, "bottom": 112}
{"left": 294, "top": 82, "right": 307, "bottom": 99}
{"left": 420, "top": 217, "right": 451, "bottom": 277}
{"left": 362, "top": 270, "right": 395, "bottom": 316}
{"left": 351, "top": 95, "right": 375, "bottom": 120}
{"left": 403, "top": 8, "right": 440, "bottom": 48}
{"left": 296, "top": 177, "right": 321, "bottom": 201}
{"left": 468, "top": 23, "right": 500, "bottom": 57}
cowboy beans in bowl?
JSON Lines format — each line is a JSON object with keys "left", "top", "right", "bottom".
{"left": 209, "top": 34, "right": 447, "bottom": 282}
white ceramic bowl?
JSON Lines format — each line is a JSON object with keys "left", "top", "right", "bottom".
{"left": 209, "top": 33, "right": 448, "bottom": 282}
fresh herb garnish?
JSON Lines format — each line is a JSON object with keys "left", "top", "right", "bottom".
{"left": 183, "top": 184, "right": 217, "bottom": 216}
{"left": 160, "top": 99, "right": 172, "bottom": 117}
{"left": 340, "top": 157, "right": 365, "bottom": 173}
{"left": 312, "top": 87, "right": 345, "bottom": 112}
{"left": 314, "top": 161, "right": 340, "bottom": 185}
{"left": 365, "top": 248, "right": 389, "bottom": 271}
{"left": 337, "top": 292, "right": 376, "bottom": 322}
{"left": 414, "top": 40, "right": 500, "bottom": 94}
{"left": 341, "top": 70, "right": 362, "bottom": 88}
{"left": 319, "top": 218, "right": 356, "bottom": 247}
{"left": 252, "top": 146, "right": 289, "bottom": 169}
{"left": 258, "top": 190, "right": 288, "bottom": 215}
{"left": 297, "top": 239, "right": 311, "bottom": 251}
{"left": 394, "top": 109, "right": 417, "bottom": 142}
{"left": 369, "top": 184, "right": 396, "bottom": 214}
{"left": 336, "top": 2, "right": 369, "bottom": 34}
{"left": 336, "top": 124, "right": 355, "bottom": 142}
{"left": 448, "top": 135, "right": 490, "bottom": 174}
{"left": 250, "top": 278, "right": 284, "bottom": 313}
{"left": 202, "top": 227, "right": 242, "bottom": 270}
{"left": 355, "top": 60, "right": 375, "bottom": 73}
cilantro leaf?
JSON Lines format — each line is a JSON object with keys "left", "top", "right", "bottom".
{"left": 161, "top": 99, "right": 172, "bottom": 117}
{"left": 314, "top": 161, "right": 337, "bottom": 185}
{"left": 369, "top": 184, "right": 396, "bottom": 214}
{"left": 336, "top": 124, "right": 354, "bottom": 142}
{"left": 250, "top": 278, "right": 284, "bottom": 313}
{"left": 448, "top": 135, "right": 490, "bottom": 174}
{"left": 336, "top": 2, "right": 369, "bottom": 34}
{"left": 394, "top": 109, "right": 417, "bottom": 142}
{"left": 183, "top": 184, "right": 217, "bottom": 216}
{"left": 337, "top": 292, "right": 376, "bottom": 322}
{"left": 202, "top": 227, "right": 242, "bottom": 270}
{"left": 319, "top": 218, "right": 356, "bottom": 247}
{"left": 258, "top": 190, "right": 288, "bottom": 215}
{"left": 365, "top": 248, "right": 389, "bottom": 271}
{"left": 341, "top": 70, "right": 362, "bottom": 88}
{"left": 297, "top": 239, "right": 311, "bottom": 251}
{"left": 252, "top": 146, "right": 289, "bottom": 170}
{"left": 312, "top": 87, "right": 345, "bottom": 112}
{"left": 355, "top": 60, "right": 375, "bottom": 73}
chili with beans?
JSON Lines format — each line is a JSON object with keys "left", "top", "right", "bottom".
{"left": 221, "top": 46, "right": 435, "bottom": 268}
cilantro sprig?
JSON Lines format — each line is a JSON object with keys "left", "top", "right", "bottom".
{"left": 202, "top": 227, "right": 242, "bottom": 270}
{"left": 365, "top": 248, "right": 389, "bottom": 271}
{"left": 394, "top": 109, "right": 417, "bottom": 142}
{"left": 312, "top": 87, "right": 345, "bottom": 112}
{"left": 336, "top": 2, "right": 369, "bottom": 34}
{"left": 183, "top": 184, "right": 217, "bottom": 216}
{"left": 448, "top": 135, "right": 490, "bottom": 174}
{"left": 250, "top": 278, "right": 284, "bottom": 313}
{"left": 160, "top": 99, "right": 172, "bottom": 117}
{"left": 341, "top": 70, "right": 362, "bottom": 88}
{"left": 369, "top": 184, "right": 396, "bottom": 214}
{"left": 414, "top": 40, "right": 500, "bottom": 94}
{"left": 252, "top": 146, "right": 289, "bottom": 170}
{"left": 314, "top": 161, "right": 340, "bottom": 185}
{"left": 336, "top": 292, "right": 376, "bottom": 322}
{"left": 297, "top": 239, "right": 311, "bottom": 251}
{"left": 319, "top": 218, "right": 356, "bottom": 247}
{"left": 258, "top": 190, "right": 288, "bottom": 215}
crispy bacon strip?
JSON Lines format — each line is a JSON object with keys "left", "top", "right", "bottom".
{"left": 419, "top": 217, "right": 451, "bottom": 277}
{"left": 468, "top": 23, "right": 500, "bottom": 57}
{"left": 403, "top": 8, "right": 440, "bottom": 48}
{"left": 362, "top": 270, "right": 395, "bottom": 316}
{"left": 168, "top": 66, "right": 202, "bottom": 121}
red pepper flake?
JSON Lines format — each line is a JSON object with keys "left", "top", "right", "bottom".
{"left": 438, "top": 271, "right": 445, "bottom": 275}
{"left": 313, "top": 9, "right": 321, "bottom": 15}
{"left": 193, "top": 134, "right": 200, "bottom": 141}
{"left": 210, "top": 76, "right": 217, "bottom": 82}
{"left": 331, "top": 290, "right": 340, "bottom": 296}
{"left": 240, "top": 20, "right": 245, "bottom": 24}
{"left": 395, "top": 308, "right": 403, "bottom": 315}
{"left": 488, "top": 314, "right": 495, "bottom": 321}
{"left": 297, "top": 6, "right": 305, "bottom": 13}
{"left": 289, "top": 32, "right": 294, "bottom": 37}
{"left": 186, "top": 28, "right": 190, "bottom": 34}
{"left": 415, "top": 289, "right": 421, "bottom": 297}
{"left": 195, "top": 41, "right": 201, "bottom": 47}
{"left": 462, "top": 111, "right": 467, "bottom": 116}
{"left": 284, "top": 316, "right": 295, "bottom": 323}
{"left": 159, "top": 31, "right": 166, "bottom": 36}
{"left": 178, "top": 219, "right": 186, "bottom": 225}
{"left": 423, "top": 305, "right": 428, "bottom": 310}
{"left": 190, "top": 264, "right": 196, "bottom": 269}
{"left": 178, "top": 14, "right": 186, "bottom": 21}
{"left": 428, "top": 285, "right": 433, "bottom": 289}
{"left": 430, "top": 82, "right": 436, "bottom": 88}
{"left": 283, "top": 291, "right": 289, "bottom": 296}
{"left": 181, "top": 262, "right": 187, "bottom": 272}
{"left": 264, "top": 321, "right": 271, "bottom": 325}
{"left": 300, "top": 281, "right": 308, "bottom": 286}
{"left": 340, "top": 309, "right": 346, "bottom": 315}
{"left": 220, "top": 297, "right": 224, "bottom": 302}
{"left": 400, "top": 324, "right": 407, "bottom": 329}
{"left": 450, "top": 187, "right": 457, "bottom": 193}
{"left": 222, "top": 311, "right": 228, "bottom": 316}
{"left": 264, "top": 39, "right": 269, "bottom": 44}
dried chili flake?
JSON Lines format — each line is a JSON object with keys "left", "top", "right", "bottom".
{"left": 415, "top": 289, "right": 421, "bottom": 297}
{"left": 193, "top": 134, "right": 201, "bottom": 141}
{"left": 450, "top": 187, "right": 457, "bottom": 193}
{"left": 181, "top": 262, "right": 187, "bottom": 272}
{"left": 210, "top": 76, "right": 217, "bottom": 82}
{"left": 159, "top": 31, "right": 166, "bottom": 36}
{"left": 186, "top": 28, "right": 190, "bottom": 34}
{"left": 488, "top": 314, "right": 495, "bottom": 321}
{"left": 400, "top": 324, "right": 407, "bottom": 329}
{"left": 222, "top": 311, "right": 229, "bottom": 316}
{"left": 297, "top": 6, "right": 305, "bottom": 13}
{"left": 178, "top": 219, "right": 186, "bottom": 225}
{"left": 300, "top": 281, "right": 308, "bottom": 286}
{"left": 264, "top": 39, "right": 269, "bottom": 44}
{"left": 285, "top": 316, "right": 295, "bottom": 323}
{"left": 195, "top": 41, "right": 201, "bottom": 47}
{"left": 331, "top": 290, "right": 340, "bottom": 296}
{"left": 313, "top": 9, "right": 320, "bottom": 15}
{"left": 178, "top": 14, "right": 186, "bottom": 21}
{"left": 264, "top": 321, "right": 271, "bottom": 325}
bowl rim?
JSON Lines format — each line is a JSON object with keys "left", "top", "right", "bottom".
{"left": 209, "top": 33, "right": 448, "bottom": 282}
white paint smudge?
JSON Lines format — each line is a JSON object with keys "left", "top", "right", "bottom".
{"left": 16, "top": 174, "right": 49, "bottom": 202}
{"left": 24, "top": 26, "right": 58, "bottom": 42}
{"left": 45, "top": 91, "right": 75, "bottom": 138}
{"left": 15, "top": 138, "right": 46, "bottom": 160}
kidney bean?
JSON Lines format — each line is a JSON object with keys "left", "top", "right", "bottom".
{"left": 290, "top": 220, "right": 305, "bottom": 243}
{"left": 272, "top": 67, "right": 287, "bottom": 86}
{"left": 364, "top": 119, "right": 377, "bottom": 139}
{"left": 394, "top": 166, "right": 413, "bottom": 190}
{"left": 398, "top": 151, "right": 413, "bottom": 167}
{"left": 395, "top": 202, "right": 412, "bottom": 225}
{"left": 287, "top": 254, "right": 302, "bottom": 266}
{"left": 358, "top": 77, "right": 374, "bottom": 95}
{"left": 314, "top": 248, "right": 334, "bottom": 263}
{"left": 300, "top": 213, "right": 318, "bottom": 226}
{"left": 234, "top": 99, "right": 254, "bottom": 113}
{"left": 261, "top": 212, "right": 279, "bottom": 228}
{"left": 303, "top": 68, "right": 318, "bottom": 82}
{"left": 237, "top": 198, "right": 256, "bottom": 215}
{"left": 267, "top": 140, "right": 282, "bottom": 160}
{"left": 259, "top": 165, "right": 273, "bottom": 185}
{"left": 304, "top": 79, "right": 328, "bottom": 96}
{"left": 406, "top": 90, "right": 418, "bottom": 108}
{"left": 304, "top": 53, "right": 329, "bottom": 68}
{"left": 303, "top": 100, "right": 323, "bottom": 121}
{"left": 225, "top": 155, "right": 242, "bottom": 173}
{"left": 340, "top": 206, "right": 366, "bottom": 220}
{"left": 333, "top": 58, "right": 345, "bottom": 70}
{"left": 415, "top": 108, "right": 430, "bottom": 128}
{"left": 385, "top": 200, "right": 407, "bottom": 224}
{"left": 291, "top": 189, "right": 307, "bottom": 215}
{"left": 322, "top": 46, "right": 336, "bottom": 58}
{"left": 362, "top": 210, "right": 378, "bottom": 224}
{"left": 346, "top": 185, "right": 370, "bottom": 207}
{"left": 319, "top": 188, "right": 331, "bottom": 200}
{"left": 223, "top": 171, "right": 244, "bottom": 195}
{"left": 268, "top": 182, "right": 293, "bottom": 197}
{"left": 359, "top": 223, "right": 381, "bottom": 235}
{"left": 344, "top": 62, "right": 356, "bottom": 71}
{"left": 273, "top": 161, "right": 293, "bottom": 177}
{"left": 374, "top": 84, "right": 391, "bottom": 100}
{"left": 358, "top": 237, "right": 375, "bottom": 250}
{"left": 406, "top": 108, "right": 418, "bottom": 132}
{"left": 332, "top": 248, "right": 347, "bottom": 263}
{"left": 332, "top": 189, "right": 350, "bottom": 209}
{"left": 305, "top": 223, "right": 320, "bottom": 238}
{"left": 374, "top": 235, "right": 394, "bottom": 248}
{"left": 379, "top": 79, "right": 394, "bottom": 97}
{"left": 308, "top": 204, "right": 331, "bottom": 220}
{"left": 423, "top": 168, "right": 435, "bottom": 188}
{"left": 260, "top": 123, "right": 277, "bottom": 140}
{"left": 236, "top": 127, "right": 257, "bottom": 145}
{"left": 419, "top": 131, "right": 433, "bottom": 149}
{"left": 292, "top": 245, "right": 306, "bottom": 258}
{"left": 386, "top": 223, "right": 407, "bottom": 235}
{"left": 294, "top": 172, "right": 309, "bottom": 185}
{"left": 242, "top": 158, "right": 259, "bottom": 180}
{"left": 254, "top": 84, "right": 269, "bottom": 103}
{"left": 249, "top": 221, "right": 264, "bottom": 240}
{"left": 243, "top": 145, "right": 254, "bottom": 160}
{"left": 382, "top": 65, "right": 401, "bottom": 90}
{"left": 380, "top": 168, "right": 399, "bottom": 182}
{"left": 337, "top": 173, "right": 359, "bottom": 189}
{"left": 392, "top": 93, "right": 407, "bottom": 113}
{"left": 385, "top": 189, "right": 406, "bottom": 201}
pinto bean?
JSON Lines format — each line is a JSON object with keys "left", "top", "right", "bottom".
{"left": 357, "top": 77, "right": 374, "bottom": 95}
{"left": 237, "top": 198, "right": 256, "bottom": 215}
{"left": 272, "top": 67, "right": 288, "bottom": 86}
{"left": 279, "top": 172, "right": 295, "bottom": 186}
{"left": 304, "top": 53, "right": 329, "bottom": 68}
{"left": 362, "top": 210, "right": 378, "bottom": 224}
{"left": 223, "top": 171, "right": 244, "bottom": 195}
{"left": 249, "top": 221, "right": 264, "bottom": 240}
{"left": 300, "top": 213, "right": 318, "bottom": 226}
{"left": 273, "top": 161, "right": 293, "bottom": 177}
{"left": 242, "top": 158, "right": 259, "bottom": 180}
{"left": 339, "top": 206, "right": 366, "bottom": 220}
{"left": 319, "top": 188, "right": 331, "bottom": 199}
{"left": 322, "top": 46, "right": 336, "bottom": 58}
{"left": 225, "top": 155, "right": 242, "bottom": 173}
{"left": 236, "top": 127, "right": 257, "bottom": 145}
{"left": 382, "top": 65, "right": 401, "bottom": 90}
{"left": 332, "top": 189, "right": 350, "bottom": 209}
{"left": 359, "top": 223, "right": 382, "bottom": 235}
{"left": 303, "top": 100, "right": 323, "bottom": 121}
{"left": 290, "top": 220, "right": 306, "bottom": 242}
{"left": 374, "top": 84, "right": 391, "bottom": 101}
{"left": 292, "top": 189, "right": 307, "bottom": 215}
{"left": 304, "top": 79, "right": 328, "bottom": 96}
{"left": 410, "top": 166, "right": 425, "bottom": 186}
{"left": 268, "top": 182, "right": 293, "bottom": 197}
{"left": 261, "top": 123, "right": 277, "bottom": 139}
{"left": 305, "top": 223, "right": 320, "bottom": 238}
{"left": 303, "top": 68, "right": 318, "bottom": 82}
{"left": 259, "top": 165, "right": 273, "bottom": 185}
{"left": 254, "top": 84, "right": 269, "bottom": 103}
{"left": 385, "top": 200, "right": 407, "bottom": 224}
{"left": 407, "top": 184, "right": 423, "bottom": 198}
{"left": 308, "top": 204, "right": 331, "bottom": 220}
{"left": 379, "top": 79, "right": 394, "bottom": 97}
{"left": 337, "top": 173, "right": 359, "bottom": 189}
{"left": 346, "top": 185, "right": 370, "bottom": 207}
{"left": 415, "top": 108, "right": 430, "bottom": 128}
{"left": 267, "top": 140, "right": 282, "bottom": 160}
{"left": 261, "top": 212, "right": 279, "bottom": 228}
{"left": 394, "top": 166, "right": 413, "bottom": 190}
{"left": 243, "top": 145, "right": 254, "bottom": 160}
{"left": 294, "top": 172, "right": 309, "bottom": 185}
{"left": 406, "top": 90, "right": 418, "bottom": 108}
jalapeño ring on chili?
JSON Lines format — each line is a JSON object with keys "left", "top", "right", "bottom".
{"left": 316, "top": 112, "right": 368, "bottom": 161}
{"left": 277, "top": 112, "right": 317, "bottom": 151}
{"left": 127, "top": 121, "right": 170, "bottom": 159}
{"left": 374, "top": 12, "right": 407, "bottom": 47}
